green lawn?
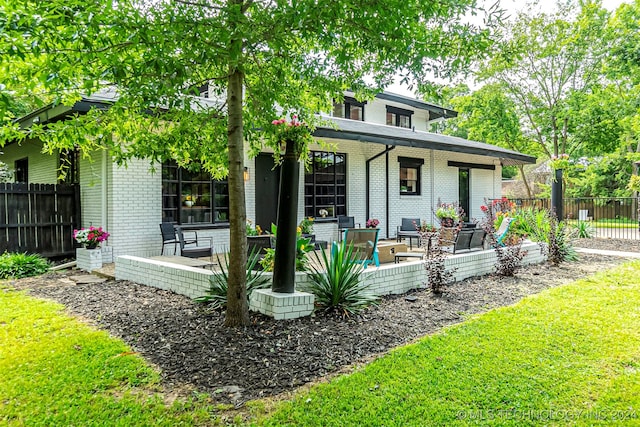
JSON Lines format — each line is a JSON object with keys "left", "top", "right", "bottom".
{"left": 568, "top": 219, "right": 637, "bottom": 229}
{"left": 0, "top": 288, "right": 216, "bottom": 426}
{"left": 254, "top": 262, "right": 640, "bottom": 426}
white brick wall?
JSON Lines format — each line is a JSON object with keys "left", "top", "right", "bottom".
{"left": 1, "top": 139, "right": 58, "bottom": 183}
{"left": 116, "top": 243, "right": 546, "bottom": 315}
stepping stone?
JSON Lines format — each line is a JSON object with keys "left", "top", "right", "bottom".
{"left": 69, "top": 275, "right": 108, "bottom": 284}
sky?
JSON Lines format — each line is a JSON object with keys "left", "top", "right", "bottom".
{"left": 386, "top": 0, "right": 630, "bottom": 96}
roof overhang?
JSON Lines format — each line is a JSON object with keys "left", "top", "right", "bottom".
{"left": 374, "top": 92, "right": 457, "bottom": 121}
{"left": 314, "top": 118, "right": 536, "bottom": 166}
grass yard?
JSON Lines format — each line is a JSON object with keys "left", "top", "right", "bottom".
{"left": 0, "top": 288, "right": 216, "bottom": 426}
{"left": 254, "top": 261, "right": 640, "bottom": 426}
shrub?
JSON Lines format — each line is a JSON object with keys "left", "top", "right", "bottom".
{"left": 420, "top": 230, "right": 455, "bottom": 294}
{"left": 512, "top": 207, "right": 549, "bottom": 241}
{"left": 494, "top": 236, "right": 527, "bottom": 277}
{"left": 307, "top": 241, "right": 378, "bottom": 316}
{"left": 479, "top": 198, "right": 527, "bottom": 276}
{"left": 540, "top": 213, "right": 578, "bottom": 265}
{"left": 195, "top": 250, "right": 269, "bottom": 309}
{"left": 259, "top": 224, "right": 313, "bottom": 272}
{"left": 0, "top": 252, "right": 50, "bottom": 279}
{"left": 572, "top": 220, "right": 594, "bottom": 239}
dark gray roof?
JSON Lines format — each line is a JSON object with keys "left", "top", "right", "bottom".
{"left": 314, "top": 117, "right": 536, "bottom": 166}
{"left": 375, "top": 92, "right": 457, "bottom": 121}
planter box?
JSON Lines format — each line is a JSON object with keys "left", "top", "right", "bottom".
{"left": 76, "top": 247, "right": 103, "bottom": 272}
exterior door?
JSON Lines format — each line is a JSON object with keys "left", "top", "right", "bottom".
{"left": 255, "top": 154, "right": 280, "bottom": 232}
{"left": 459, "top": 168, "right": 470, "bottom": 222}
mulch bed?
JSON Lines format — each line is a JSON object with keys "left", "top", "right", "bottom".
{"left": 6, "top": 238, "right": 639, "bottom": 406}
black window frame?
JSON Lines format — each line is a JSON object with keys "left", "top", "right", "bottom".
{"left": 161, "top": 161, "right": 229, "bottom": 225}
{"left": 386, "top": 105, "right": 413, "bottom": 128}
{"left": 398, "top": 156, "right": 423, "bottom": 196}
{"left": 304, "top": 151, "right": 347, "bottom": 218}
{"left": 14, "top": 158, "right": 28, "bottom": 183}
{"left": 333, "top": 97, "right": 366, "bottom": 121}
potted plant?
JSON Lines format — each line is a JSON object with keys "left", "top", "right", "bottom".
{"left": 74, "top": 226, "right": 110, "bottom": 249}
{"left": 435, "top": 203, "right": 460, "bottom": 228}
{"left": 366, "top": 218, "right": 380, "bottom": 228}
{"left": 298, "top": 217, "right": 315, "bottom": 238}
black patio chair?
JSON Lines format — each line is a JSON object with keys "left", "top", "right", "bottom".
{"left": 176, "top": 227, "right": 214, "bottom": 262}
{"left": 337, "top": 216, "right": 360, "bottom": 241}
{"left": 396, "top": 217, "right": 421, "bottom": 249}
{"left": 160, "top": 222, "right": 197, "bottom": 255}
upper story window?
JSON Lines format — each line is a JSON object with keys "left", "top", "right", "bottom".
{"left": 162, "top": 161, "right": 229, "bottom": 224}
{"left": 386, "top": 106, "right": 413, "bottom": 128}
{"left": 398, "top": 156, "right": 423, "bottom": 196}
{"left": 333, "top": 97, "right": 366, "bottom": 121}
{"left": 198, "top": 83, "right": 209, "bottom": 98}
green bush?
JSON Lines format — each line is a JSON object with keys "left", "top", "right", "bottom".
{"left": 307, "top": 241, "right": 378, "bottom": 316}
{"left": 572, "top": 220, "right": 594, "bottom": 238}
{"left": 0, "top": 252, "right": 50, "bottom": 279}
{"left": 512, "top": 207, "right": 549, "bottom": 241}
{"left": 195, "top": 250, "right": 269, "bottom": 309}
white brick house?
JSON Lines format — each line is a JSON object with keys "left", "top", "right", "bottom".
{"left": 2, "top": 91, "right": 535, "bottom": 259}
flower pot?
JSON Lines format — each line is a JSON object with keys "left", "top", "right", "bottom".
{"left": 184, "top": 200, "right": 194, "bottom": 207}
{"left": 440, "top": 217, "right": 455, "bottom": 228}
{"left": 85, "top": 242, "right": 99, "bottom": 250}
{"left": 76, "top": 247, "right": 103, "bottom": 272}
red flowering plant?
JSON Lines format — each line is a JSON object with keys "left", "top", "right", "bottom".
{"left": 479, "top": 197, "right": 516, "bottom": 231}
{"left": 74, "top": 226, "right": 109, "bottom": 249}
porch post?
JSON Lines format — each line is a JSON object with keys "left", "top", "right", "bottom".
{"left": 551, "top": 169, "right": 563, "bottom": 220}
{"left": 272, "top": 140, "right": 300, "bottom": 293}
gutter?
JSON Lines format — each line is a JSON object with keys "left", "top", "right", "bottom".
{"left": 366, "top": 145, "right": 395, "bottom": 238}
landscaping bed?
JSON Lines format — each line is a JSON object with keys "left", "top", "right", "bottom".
{"left": 8, "top": 240, "right": 637, "bottom": 406}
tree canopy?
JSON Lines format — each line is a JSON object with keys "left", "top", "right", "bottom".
{"left": 0, "top": 0, "right": 499, "bottom": 325}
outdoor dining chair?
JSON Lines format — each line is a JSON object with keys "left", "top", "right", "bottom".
{"left": 342, "top": 227, "right": 380, "bottom": 268}
{"left": 176, "top": 227, "right": 214, "bottom": 262}
{"left": 337, "top": 216, "right": 359, "bottom": 241}
{"left": 160, "top": 222, "right": 197, "bottom": 255}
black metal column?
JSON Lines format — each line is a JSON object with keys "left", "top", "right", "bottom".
{"left": 272, "top": 140, "right": 300, "bottom": 293}
{"left": 551, "top": 169, "right": 563, "bottom": 220}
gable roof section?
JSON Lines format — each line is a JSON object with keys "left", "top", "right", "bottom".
{"left": 314, "top": 117, "right": 536, "bottom": 166}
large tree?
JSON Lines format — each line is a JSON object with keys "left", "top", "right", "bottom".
{"left": 479, "top": 0, "right": 610, "bottom": 161}
{"left": 0, "top": 0, "right": 497, "bottom": 326}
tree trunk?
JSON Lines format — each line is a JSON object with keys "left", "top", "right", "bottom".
{"left": 224, "top": 1, "right": 249, "bottom": 327}
{"left": 518, "top": 164, "right": 533, "bottom": 198}
{"left": 272, "top": 139, "right": 300, "bottom": 293}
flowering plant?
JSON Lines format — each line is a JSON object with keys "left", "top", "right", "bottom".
{"left": 74, "top": 226, "right": 109, "bottom": 248}
{"left": 435, "top": 203, "right": 459, "bottom": 220}
{"left": 480, "top": 197, "right": 516, "bottom": 230}
{"left": 246, "top": 219, "right": 263, "bottom": 236}
{"left": 267, "top": 115, "right": 314, "bottom": 164}
{"left": 366, "top": 218, "right": 380, "bottom": 228}
{"left": 298, "top": 217, "right": 315, "bottom": 235}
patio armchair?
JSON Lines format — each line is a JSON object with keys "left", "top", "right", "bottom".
{"left": 342, "top": 227, "right": 380, "bottom": 268}
{"left": 160, "top": 222, "right": 197, "bottom": 255}
{"left": 494, "top": 217, "right": 515, "bottom": 246}
{"left": 396, "top": 217, "right": 421, "bottom": 249}
{"left": 440, "top": 227, "right": 487, "bottom": 254}
{"left": 176, "top": 226, "right": 214, "bottom": 262}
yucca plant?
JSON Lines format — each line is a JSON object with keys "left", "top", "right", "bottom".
{"left": 573, "top": 220, "right": 594, "bottom": 239}
{"left": 0, "top": 252, "right": 50, "bottom": 279}
{"left": 307, "top": 241, "right": 378, "bottom": 316}
{"left": 195, "top": 249, "right": 269, "bottom": 309}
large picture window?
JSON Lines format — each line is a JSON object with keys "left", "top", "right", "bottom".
{"left": 304, "top": 151, "right": 347, "bottom": 218}
{"left": 162, "top": 161, "right": 229, "bottom": 224}
{"left": 399, "top": 156, "right": 423, "bottom": 196}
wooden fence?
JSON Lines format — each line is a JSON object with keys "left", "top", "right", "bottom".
{"left": 0, "top": 183, "right": 80, "bottom": 258}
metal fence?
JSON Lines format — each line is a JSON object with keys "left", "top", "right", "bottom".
{"left": 0, "top": 183, "right": 80, "bottom": 257}
{"left": 508, "top": 197, "right": 639, "bottom": 240}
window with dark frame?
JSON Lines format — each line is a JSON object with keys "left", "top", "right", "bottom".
{"left": 399, "top": 156, "right": 423, "bottom": 195}
{"left": 162, "top": 161, "right": 229, "bottom": 224}
{"left": 386, "top": 105, "right": 413, "bottom": 128}
{"left": 333, "top": 97, "right": 366, "bottom": 121}
{"left": 304, "top": 151, "right": 347, "bottom": 218}
{"left": 14, "top": 158, "right": 28, "bottom": 183}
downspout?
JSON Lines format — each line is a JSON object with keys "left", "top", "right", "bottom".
{"left": 101, "top": 149, "right": 108, "bottom": 233}
{"left": 366, "top": 145, "right": 395, "bottom": 237}
{"left": 430, "top": 150, "right": 435, "bottom": 222}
